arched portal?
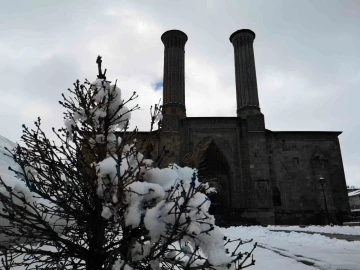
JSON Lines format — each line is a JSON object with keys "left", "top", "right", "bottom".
{"left": 197, "top": 141, "right": 230, "bottom": 225}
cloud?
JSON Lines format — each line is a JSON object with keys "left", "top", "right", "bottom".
{"left": 0, "top": 0, "right": 359, "bottom": 186}
{"left": 20, "top": 103, "right": 54, "bottom": 121}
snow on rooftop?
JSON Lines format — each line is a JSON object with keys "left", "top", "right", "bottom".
{"left": 348, "top": 189, "right": 360, "bottom": 197}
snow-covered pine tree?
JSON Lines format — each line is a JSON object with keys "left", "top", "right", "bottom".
{"left": 0, "top": 56, "right": 256, "bottom": 269}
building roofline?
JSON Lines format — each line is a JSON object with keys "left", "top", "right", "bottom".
{"left": 185, "top": 116, "right": 239, "bottom": 120}
{"left": 114, "top": 130, "right": 159, "bottom": 136}
{"left": 266, "top": 130, "right": 342, "bottom": 136}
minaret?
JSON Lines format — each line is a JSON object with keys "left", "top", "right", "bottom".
{"left": 230, "top": 29, "right": 261, "bottom": 118}
{"left": 161, "top": 30, "right": 187, "bottom": 118}
{"left": 229, "top": 29, "right": 271, "bottom": 219}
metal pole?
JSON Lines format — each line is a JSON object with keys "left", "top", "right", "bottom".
{"left": 321, "top": 183, "right": 330, "bottom": 225}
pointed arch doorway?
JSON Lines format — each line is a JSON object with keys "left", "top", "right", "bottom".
{"left": 185, "top": 138, "right": 231, "bottom": 225}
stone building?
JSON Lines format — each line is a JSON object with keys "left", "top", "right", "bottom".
{"left": 136, "top": 29, "right": 350, "bottom": 225}
{"left": 349, "top": 189, "right": 360, "bottom": 210}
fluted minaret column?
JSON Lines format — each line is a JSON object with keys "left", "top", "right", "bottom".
{"left": 230, "top": 29, "right": 261, "bottom": 117}
{"left": 161, "top": 30, "right": 187, "bottom": 117}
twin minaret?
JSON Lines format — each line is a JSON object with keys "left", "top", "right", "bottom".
{"left": 161, "top": 29, "right": 261, "bottom": 118}
{"left": 161, "top": 30, "right": 188, "bottom": 118}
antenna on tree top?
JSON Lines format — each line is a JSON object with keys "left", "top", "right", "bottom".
{"left": 96, "top": 55, "right": 107, "bottom": 80}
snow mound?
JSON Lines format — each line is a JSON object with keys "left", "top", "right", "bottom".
{"left": 0, "top": 135, "right": 17, "bottom": 177}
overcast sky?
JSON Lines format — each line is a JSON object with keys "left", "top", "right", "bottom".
{"left": 0, "top": 0, "right": 359, "bottom": 186}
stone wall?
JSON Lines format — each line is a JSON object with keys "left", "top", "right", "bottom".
{"left": 349, "top": 194, "right": 360, "bottom": 209}
{"left": 117, "top": 126, "right": 350, "bottom": 225}
{"left": 266, "top": 131, "right": 350, "bottom": 224}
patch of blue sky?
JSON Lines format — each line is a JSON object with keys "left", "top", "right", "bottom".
{"left": 153, "top": 81, "right": 163, "bottom": 91}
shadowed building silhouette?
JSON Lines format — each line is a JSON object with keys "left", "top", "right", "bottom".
{"left": 136, "top": 29, "right": 350, "bottom": 225}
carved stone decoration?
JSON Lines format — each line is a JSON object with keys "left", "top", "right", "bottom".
{"left": 182, "top": 136, "right": 233, "bottom": 169}
{"left": 182, "top": 137, "right": 213, "bottom": 168}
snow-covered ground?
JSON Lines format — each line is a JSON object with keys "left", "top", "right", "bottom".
{"left": 2, "top": 226, "right": 359, "bottom": 270}
{"left": 224, "top": 226, "right": 360, "bottom": 270}
{"left": 266, "top": 225, "right": 360, "bottom": 235}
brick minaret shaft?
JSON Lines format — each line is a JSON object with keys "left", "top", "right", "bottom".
{"left": 230, "top": 29, "right": 261, "bottom": 117}
{"left": 161, "top": 30, "right": 188, "bottom": 117}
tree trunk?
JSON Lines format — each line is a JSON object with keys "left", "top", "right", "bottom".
{"left": 86, "top": 196, "right": 106, "bottom": 270}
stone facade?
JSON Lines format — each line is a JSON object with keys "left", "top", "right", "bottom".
{"left": 349, "top": 190, "right": 360, "bottom": 210}
{"left": 135, "top": 29, "right": 350, "bottom": 225}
